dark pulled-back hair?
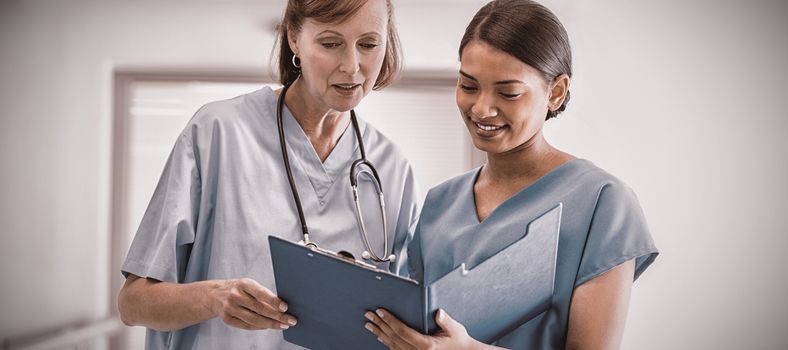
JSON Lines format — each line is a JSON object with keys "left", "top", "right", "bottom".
{"left": 460, "top": 0, "right": 572, "bottom": 120}
{"left": 277, "top": 0, "right": 402, "bottom": 89}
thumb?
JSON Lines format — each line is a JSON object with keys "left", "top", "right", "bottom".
{"left": 435, "top": 309, "right": 463, "bottom": 333}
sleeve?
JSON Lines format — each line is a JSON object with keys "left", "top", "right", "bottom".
{"left": 121, "top": 128, "right": 201, "bottom": 283}
{"left": 575, "top": 182, "right": 658, "bottom": 286}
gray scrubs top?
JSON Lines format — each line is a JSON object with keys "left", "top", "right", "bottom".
{"left": 407, "top": 159, "right": 658, "bottom": 349}
{"left": 122, "top": 86, "right": 420, "bottom": 349}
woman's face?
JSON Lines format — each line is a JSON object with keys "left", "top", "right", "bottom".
{"left": 288, "top": 0, "right": 388, "bottom": 113}
{"left": 456, "top": 40, "right": 558, "bottom": 155}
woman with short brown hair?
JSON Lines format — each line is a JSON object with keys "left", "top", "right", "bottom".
{"left": 117, "top": 1, "right": 419, "bottom": 349}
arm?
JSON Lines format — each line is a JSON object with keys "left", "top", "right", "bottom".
{"left": 117, "top": 274, "right": 297, "bottom": 332}
{"left": 565, "top": 259, "right": 635, "bottom": 350}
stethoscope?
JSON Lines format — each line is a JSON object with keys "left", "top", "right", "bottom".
{"left": 276, "top": 82, "right": 396, "bottom": 263}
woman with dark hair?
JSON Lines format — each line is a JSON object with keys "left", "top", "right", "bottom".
{"left": 117, "top": 1, "right": 419, "bottom": 349}
{"left": 365, "top": 0, "right": 658, "bottom": 348}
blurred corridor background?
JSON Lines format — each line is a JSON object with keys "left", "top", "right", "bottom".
{"left": 1, "top": 0, "right": 787, "bottom": 349}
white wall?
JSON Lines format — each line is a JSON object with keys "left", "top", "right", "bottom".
{"left": 0, "top": 0, "right": 283, "bottom": 341}
{"left": 549, "top": 2, "right": 788, "bottom": 348}
{"left": 1, "top": 0, "right": 786, "bottom": 349}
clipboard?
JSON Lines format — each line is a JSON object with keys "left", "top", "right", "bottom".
{"left": 269, "top": 203, "right": 562, "bottom": 349}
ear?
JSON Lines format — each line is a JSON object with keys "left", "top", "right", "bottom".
{"left": 287, "top": 26, "right": 300, "bottom": 56}
{"left": 548, "top": 74, "right": 570, "bottom": 111}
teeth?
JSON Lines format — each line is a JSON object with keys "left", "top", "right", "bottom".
{"left": 335, "top": 84, "right": 357, "bottom": 89}
{"left": 475, "top": 122, "right": 504, "bottom": 131}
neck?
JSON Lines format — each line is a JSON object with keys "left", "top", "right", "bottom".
{"left": 283, "top": 79, "right": 352, "bottom": 162}
{"left": 482, "top": 131, "right": 565, "bottom": 183}
{"left": 284, "top": 79, "right": 351, "bottom": 141}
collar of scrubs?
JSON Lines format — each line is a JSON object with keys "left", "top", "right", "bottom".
{"left": 468, "top": 158, "right": 589, "bottom": 225}
{"left": 279, "top": 102, "right": 366, "bottom": 200}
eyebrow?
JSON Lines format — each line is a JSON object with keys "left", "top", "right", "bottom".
{"left": 459, "top": 70, "right": 526, "bottom": 85}
{"left": 316, "top": 30, "right": 382, "bottom": 38}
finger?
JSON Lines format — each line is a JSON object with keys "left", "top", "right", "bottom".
{"left": 239, "top": 278, "right": 288, "bottom": 312}
{"left": 230, "top": 306, "right": 291, "bottom": 330}
{"left": 222, "top": 314, "right": 254, "bottom": 330}
{"left": 365, "top": 311, "right": 396, "bottom": 338}
{"left": 234, "top": 279, "right": 296, "bottom": 326}
{"left": 365, "top": 311, "right": 409, "bottom": 349}
{"left": 235, "top": 292, "right": 297, "bottom": 326}
{"left": 375, "top": 309, "right": 430, "bottom": 348}
{"left": 367, "top": 310, "right": 422, "bottom": 350}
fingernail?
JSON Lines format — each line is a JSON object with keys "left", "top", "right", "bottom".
{"left": 279, "top": 303, "right": 288, "bottom": 312}
{"left": 288, "top": 317, "right": 297, "bottom": 326}
{"left": 438, "top": 309, "right": 445, "bottom": 322}
{"left": 365, "top": 323, "right": 373, "bottom": 331}
{"left": 364, "top": 312, "right": 374, "bottom": 321}
{"left": 279, "top": 324, "right": 290, "bottom": 330}
{"left": 375, "top": 309, "right": 385, "bottom": 319}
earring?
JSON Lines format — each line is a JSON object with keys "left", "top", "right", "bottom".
{"left": 291, "top": 55, "right": 301, "bottom": 69}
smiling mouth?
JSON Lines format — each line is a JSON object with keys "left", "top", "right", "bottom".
{"left": 474, "top": 122, "right": 506, "bottom": 132}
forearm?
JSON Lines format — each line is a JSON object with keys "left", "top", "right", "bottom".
{"left": 118, "top": 275, "right": 221, "bottom": 331}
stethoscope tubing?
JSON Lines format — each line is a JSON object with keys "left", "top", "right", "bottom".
{"left": 276, "top": 82, "right": 393, "bottom": 262}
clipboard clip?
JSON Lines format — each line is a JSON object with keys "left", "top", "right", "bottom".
{"left": 296, "top": 239, "right": 381, "bottom": 271}
{"left": 298, "top": 234, "right": 319, "bottom": 249}
{"left": 333, "top": 249, "right": 379, "bottom": 270}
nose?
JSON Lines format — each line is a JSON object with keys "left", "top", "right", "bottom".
{"left": 338, "top": 46, "right": 360, "bottom": 75}
{"left": 470, "top": 92, "right": 498, "bottom": 119}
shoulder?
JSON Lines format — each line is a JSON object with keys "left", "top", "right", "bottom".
{"left": 567, "top": 160, "right": 645, "bottom": 219}
{"left": 184, "top": 86, "right": 276, "bottom": 139}
{"left": 566, "top": 160, "right": 636, "bottom": 198}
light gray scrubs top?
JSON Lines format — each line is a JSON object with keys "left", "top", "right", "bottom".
{"left": 122, "top": 86, "right": 420, "bottom": 349}
{"left": 408, "top": 159, "right": 658, "bottom": 349}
